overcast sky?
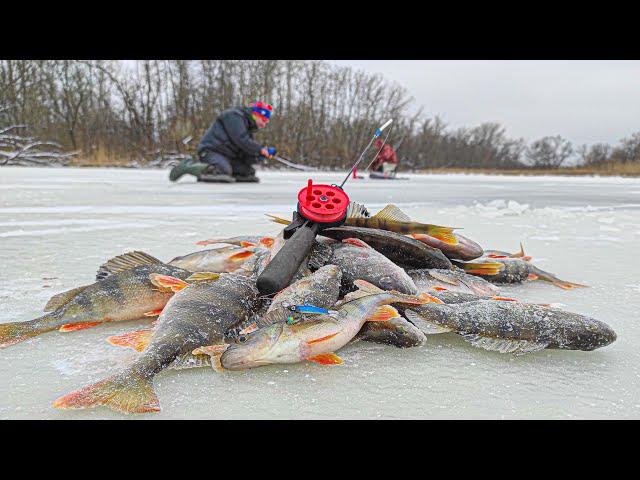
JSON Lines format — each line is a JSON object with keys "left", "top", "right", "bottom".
{"left": 330, "top": 60, "right": 639, "bottom": 147}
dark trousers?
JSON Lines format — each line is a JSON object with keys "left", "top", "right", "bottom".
{"left": 198, "top": 150, "right": 256, "bottom": 177}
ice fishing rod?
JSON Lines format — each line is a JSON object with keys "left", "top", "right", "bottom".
{"left": 362, "top": 122, "right": 395, "bottom": 173}
{"left": 339, "top": 119, "right": 394, "bottom": 188}
{"left": 256, "top": 119, "right": 394, "bottom": 296}
{"left": 264, "top": 149, "right": 316, "bottom": 171}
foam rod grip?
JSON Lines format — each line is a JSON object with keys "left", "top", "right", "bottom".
{"left": 257, "top": 223, "right": 319, "bottom": 295}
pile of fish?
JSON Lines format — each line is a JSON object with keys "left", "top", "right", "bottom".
{"left": 0, "top": 203, "right": 616, "bottom": 415}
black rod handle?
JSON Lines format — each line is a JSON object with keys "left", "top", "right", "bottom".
{"left": 257, "top": 223, "right": 319, "bottom": 295}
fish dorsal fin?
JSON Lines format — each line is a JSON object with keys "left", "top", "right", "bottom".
{"left": 265, "top": 214, "right": 291, "bottom": 225}
{"left": 404, "top": 309, "right": 453, "bottom": 334}
{"left": 186, "top": 272, "right": 221, "bottom": 282}
{"left": 372, "top": 204, "right": 411, "bottom": 222}
{"left": 168, "top": 352, "right": 213, "bottom": 370}
{"left": 346, "top": 201, "right": 371, "bottom": 219}
{"left": 341, "top": 290, "right": 368, "bottom": 303}
{"left": 354, "top": 279, "right": 385, "bottom": 294}
{"left": 461, "top": 333, "right": 548, "bottom": 355}
{"left": 257, "top": 309, "right": 285, "bottom": 328}
{"left": 96, "top": 251, "right": 163, "bottom": 280}
{"left": 428, "top": 270, "right": 460, "bottom": 286}
{"left": 511, "top": 242, "right": 527, "bottom": 259}
{"left": 44, "top": 285, "right": 89, "bottom": 312}
{"left": 340, "top": 280, "right": 385, "bottom": 303}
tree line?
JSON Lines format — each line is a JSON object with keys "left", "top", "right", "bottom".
{"left": 1, "top": 60, "right": 638, "bottom": 170}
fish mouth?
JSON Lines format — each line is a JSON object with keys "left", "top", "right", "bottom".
{"left": 595, "top": 326, "right": 617, "bottom": 348}
{"left": 220, "top": 345, "right": 259, "bottom": 369}
{"left": 220, "top": 346, "right": 273, "bottom": 370}
{"left": 220, "top": 325, "right": 283, "bottom": 369}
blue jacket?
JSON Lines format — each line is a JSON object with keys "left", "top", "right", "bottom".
{"left": 198, "top": 106, "right": 264, "bottom": 159}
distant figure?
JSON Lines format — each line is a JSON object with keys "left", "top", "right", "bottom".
{"left": 371, "top": 138, "right": 398, "bottom": 175}
{"left": 169, "top": 101, "right": 276, "bottom": 183}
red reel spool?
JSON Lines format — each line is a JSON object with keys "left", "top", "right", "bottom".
{"left": 297, "top": 179, "right": 350, "bottom": 224}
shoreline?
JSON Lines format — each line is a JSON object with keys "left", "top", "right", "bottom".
{"left": 2, "top": 163, "right": 640, "bottom": 178}
{"left": 416, "top": 166, "right": 640, "bottom": 178}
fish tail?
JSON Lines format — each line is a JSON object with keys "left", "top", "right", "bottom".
{"left": 425, "top": 226, "right": 459, "bottom": 245}
{"left": 0, "top": 314, "right": 58, "bottom": 348}
{"left": 265, "top": 214, "right": 291, "bottom": 225}
{"left": 53, "top": 372, "right": 160, "bottom": 414}
{"left": 455, "top": 261, "right": 505, "bottom": 276}
{"left": 528, "top": 265, "right": 587, "bottom": 290}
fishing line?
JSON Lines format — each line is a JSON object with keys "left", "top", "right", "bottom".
{"left": 363, "top": 123, "right": 394, "bottom": 172}
{"left": 339, "top": 119, "right": 394, "bottom": 188}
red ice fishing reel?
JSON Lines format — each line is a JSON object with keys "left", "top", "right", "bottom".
{"left": 256, "top": 179, "right": 350, "bottom": 295}
{"left": 256, "top": 118, "right": 393, "bottom": 295}
{"left": 296, "top": 179, "right": 350, "bottom": 227}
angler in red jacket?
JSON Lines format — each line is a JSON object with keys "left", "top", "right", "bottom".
{"left": 371, "top": 139, "right": 399, "bottom": 173}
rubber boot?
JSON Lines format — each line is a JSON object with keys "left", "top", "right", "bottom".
{"left": 198, "top": 173, "right": 237, "bottom": 183}
{"left": 234, "top": 175, "right": 260, "bottom": 183}
{"left": 198, "top": 165, "right": 237, "bottom": 183}
{"left": 169, "top": 158, "right": 209, "bottom": 181}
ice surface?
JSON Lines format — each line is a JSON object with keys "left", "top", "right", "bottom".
{"left": 1, "top": 167, "right": 640, "bottom": 419}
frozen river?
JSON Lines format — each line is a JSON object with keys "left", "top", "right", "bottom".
{"left": 1, "top": 166, "right": 639, "bottom": 419}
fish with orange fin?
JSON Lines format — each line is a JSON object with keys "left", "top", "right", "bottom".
{"left": 309, "top": 237, "right": 420, "bottom": 296}
{"left": 483, "top": 242, "right": 532, "bottom": 262}
{"left": 402, "top": 299, "right": 616, "bottom": 355}
{"left": 268, "top": 202, "right": 459, "bottom": 245}
{"left": 195, "top": 236, "right": 275, "bottom": 249}
{"left": 218, "top": 280, "right": 436, "bottom": 370}
{"left": 359, "top": 282, "right": 615, "bottom": 355}
{"left": 53, "top": 271, "right": 261, "bottom": 414}
{"left": 428, "top": 290, "right": 519, "bottom": 305}
{"left": 459, "top": 243, "right": 587, "bottom": 290}
{"left": 0, "top": 251, "right": 191, "bottom": 349}
{"left": 407, "top": 268, "right": 501, "bottom": 296}
{"left": 168, "top": 245, "right": 256, "bottom": 273}
{"left": 407, "top": 233, "right": 484, "bottom": 261}
{"left": 319, "top": 225, "right": 452, "bottom": 269}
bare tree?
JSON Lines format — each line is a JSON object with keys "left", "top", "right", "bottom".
{"left": 611, "top": 132, "right": 640, "bottom": 163}
{"left": 526, "top": 135, "right": 573, "bottom": 168}
{"left": 577, "top": 143, "right": 612, "bottom": 166}
{"left": 0, "top": 105, "right": 78, "bottom": 166}
{"left": 8, "top": 60, "right": 637, "bottom": 173}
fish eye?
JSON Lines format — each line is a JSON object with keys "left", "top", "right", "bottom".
{"left": 238, "top": 335, "right": 248, "bottom": 343}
